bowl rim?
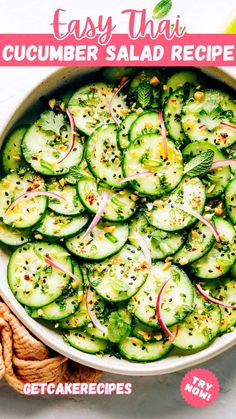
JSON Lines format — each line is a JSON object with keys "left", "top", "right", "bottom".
{"left": 0, "top": 65, "right": 236, "bottom": 376}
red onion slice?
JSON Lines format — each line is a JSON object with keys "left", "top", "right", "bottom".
{"left": 133, "top": 232, "right": 152, "bottom": 269}
{"left": 56, "top": 109, "right": 76, "bottom": 164}
{"left": 199, "top": 124, "right": 206, "bottom": 129}
{"left": 5, "top": 191, "right": 66, "bottom": 214}
{"left": 220, "top": 122, "right": 236, "bottom": 131}
{"left": 86, "top": 287, "right": 108, "bottom": 335}
{"left": 44, "top": 255, "right": 81, "bottom": 284}
{"left": 119, "top": 171, "right": 152, "bottom": 184}
{"left": 81, "top": 192, "right": 109, "bottom": 240}
{"left": 156, "top": 279, "right": 177, "bottom": 340}
{"left": 109, "top": 79, "right": 130, "bottom": 126}
{"left": 159, "top": 110, "right": 168, "bottom": 161}
{"left": 209, "top": 159, "right": 236, "bottom": 171}
{"left": 195, "top": 283, "right": 236, "bottom": 309}
{"left": 178, "top": 204, "right": 221, "bottom": 242}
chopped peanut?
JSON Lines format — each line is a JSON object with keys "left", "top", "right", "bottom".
{"left": 150, "top": 76, "right": 160, "bottom": 86}
{"left": 130, "top": 194, "right": 138, "bottom": 201}
{"left": 207, "top": 184, "right": 216, "bottom": 194}
{"left": 136, "top": 107, "right": 143, "bottom": 115}
{"left": 37, "top": 309, "right": 43, "bottom": 315}
{"left": 59, "top": 102, "right": 65, "bottom": 111}
{"left": 179, "top": 258, "right": 188, "bottom": 266}
{"left": 184, "top": 118, "right": 195, "bottom": 130}
{"left": 13, "top": 156, "right": 21, "bottom": 161}
{"left": 162, "top": 262, "right": 172, "bottom": 271}
{"left": 131, "top": 337, "right": 141, "bottom": 345}
{"left": 121, "top": 109, "right": 129, "bottom": 116}
{"left": 153, "top": 199, "right": 164, "bottom": 208}
{"left": 163, "top": 84, "right": 168, "bottom": 91}
{"left": 191, "top": 229, "right": 199, "bottom": 239}
{"left": 34, "top": 234, "right": 43, "bottom": 240}
{"left": 194, "top": 91, "right": 204, "bottom": 101}
{"left": 59, "top": 178, "right": 65, "bottom": 187}
{"left": 165, "top": 256, "right": 173, "bottom": 263}
{"left": 103, "top": 226, "right": 116, "bottom": 233}
{"left": 215, "top": 203, "right": 224, "bottom": 216}
{"left": 154, "top": 333, "right": 162, "bottom": 341}
{"left": 139, "top": 331, "right": 150, "bottom": 341}
{"left": 77, "top": 290, "right": 83, "bottom": 302}
{"left": 144, "top": 122, "right": 152, "bottom": 129}
{"left": 48, "top": 98, "right": 56, "bottom": 109}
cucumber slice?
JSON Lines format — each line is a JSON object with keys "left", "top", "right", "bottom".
{"left": 181, "top": 90, "right": 236, "bottom": 149}
{"left": 132, "top": 262, "right": 193, "bottom": 328}
{"left": 161, "top": 70, "right": 200, "bottom": 104}
{"left": 129, "top": 214, "right": 185, "bottom": 260}
{"left": 47, "top": 179, "right": 85, "bottom": 216}
{"left": 22, "top": 116, "right": 83, "bottom": 176}
{"left": 8, "top": 242, "right": 72, "bottom": 307}
{"left": 118, "top": 335, "right": 173, "bottom": 362}
{"left": 122, "top": 133, "right": 183, "bottom": 196}
{"left": 129, "top": 111, "right": 161, "bottom": 142}
{"left": 85, "top": 124, "right": 125, "bottom": 188}
{"left": 0, "top": 172, "right": 47, "bottom": 229}
{"left": 146, "top": 177, "right": 206, "bottom": 231}
{"left": 68, "top": 82, "right": 127, "bottom": 135}
{"left": 63, "top": 330, "right": 108, "bottom": 354}
{"left": 163, "top": 87, "right": 190, "bottom": 145}
{"left": 31, "top": 291, "right": 81, "bottom": 321}
{"left": 86, "top": 321, "right": 109, "bottom": 340}
{"left": 77, "top": 178, "right": 137, "bottom": 222}
{"left": 203, "top": 278, "right": 236, "bottom": 334}
{"left": 132, "top": 319, "right": 163, "bottom": 343}
{"left": 66, "top": 221, "right": 129, "bottom": 261}
{"left": 117, "top": 112, "right": 137, "bottom": 149}
{"left": 225, "top": 178, "right": 236, "bottom": 224}
{"left": 0, "top": 222, "right": 31, "bottom": 247}
{"left": 1, "top": 126, "right": 28, "bottom": 174}
{"left": 173, "top": 292, "right": 221, "bottom": 351}
{"left": 87, "top": 244, "right": 149, "bottom": 302}
{"left": 59, "top": 293, "right": 89, "bottom": 329}
{"left": 173, "top": 219, "right": 215, "bottom": 264}
{"left": 183, "top": 141, "right": 231, "bottom": 198}
{"left": 37, "top": 211, "right": 89, "bottom": 239}
{"left": 190, "top": 218, "right": 236, "bottom": 279}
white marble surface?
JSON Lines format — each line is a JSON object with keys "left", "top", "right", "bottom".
{"left": 0, "top": 0, "right": 236, "bottom": 416}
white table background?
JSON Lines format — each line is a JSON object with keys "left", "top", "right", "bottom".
{"left": 0, "top": 0, "right": 235, "bottom": 417}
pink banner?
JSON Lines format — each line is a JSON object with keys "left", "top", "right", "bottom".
{"left": 0, "top": 34, "right": 235, "bottom": 66}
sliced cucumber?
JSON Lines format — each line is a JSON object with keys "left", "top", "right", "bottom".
{"left": 87, "top": 245, "right": 149, "bottom": 302}
{"left": 47, "top": 179, "right": 85, "bottom": 216}
{"left": 190, "top": 218, "right": 236, "bottom": 279}
{"left": 68, "top": 82, "right": 127, "bottom": 135}
{"left": 118, "top": 335, "right": 173, "bottom": 362}
{"left": 37, "top": 211, "right": 89, "bottom": 239}
{"left": 0, "top": 222, "right": 31, "bottom": 247}
{"left": 22, "top": 115, "right": 83, "bottom": 175}
{"left": 63, "top": 329, "right": 108, "bottom": 354}
{"left": 163, "top": 87, "right": 190, "bottom": 145}
{"left": 183, "top": 141, "right": 231, "bottom": 198}
{"left": 66, "top": 221, "right": 128, "bottom": 261}
{"left": 181, "top": 90, "right": 236, "bottom": 149}
{"left": 146, "top": 177, "right": 206, "bottom": 231}
{"left": 122, "top": 133, "right": 183, "bottom": 196}
{"left": 31, "top": 291, "right": 81, "bottom": 321}
{"left": 173, "top": 219, "right": 215, "bottom": 264}
{"left": 132, "top": 262, "right": 193, "bottom": 328}
{"left": 117, "top": 112, "right": 137, "bottom": 149}
{"left": 85, "top": 124, "right": 124, "bottom": 188}
{"left": 0, "top": 172, "right": 47, "bottom": 229}
{"left": 8, "top": 242, "right": 72, "bottom": 307}
{"left": 86, "top": 321, "right": 109, "bottom": 340}
{"left": 129, "top": 111, "right": 161, "bottom": 142}
{"left": 225, "top": 178, "right": 236, "bottom": 224}
{"left": 173, "top": 292, "right": 221, "bottom": 351}
{"left": 1, "top": 126, "right": 28, "bottom": 174}
{"left": 77, "top": 177, "right": 137, "bottom": 222}
{"left": 161, "top": 70, "right": 200, "bottom": 104}
{"left": 129, "top": 214, "right": 184, "bottom": 260}
{"left": 203, "top": 278, "right": 236, "bottom": 334}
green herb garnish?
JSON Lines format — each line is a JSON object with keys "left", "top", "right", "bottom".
{"left": 184, "top": 150, "right": 214, "bottom": 177}
{"left": 107, "top": 312, "right": 131, "bottom": 343}
{"left": 137, "top": 80, "right": 152, "bottom": 109}
{"left": 152, "top": 0, "right": 172, "bottom": 19}
{"left": 39, "top": 111, "right": 65, "bottom": 136}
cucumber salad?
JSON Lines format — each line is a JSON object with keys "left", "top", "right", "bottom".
{"left": 1, "top": 67, "right": 236, "bottom": 363}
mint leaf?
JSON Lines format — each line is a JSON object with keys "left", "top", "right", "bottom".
{"left": 39, "top": 111, "right": 65, "bottom": 136}
{"left": 68, "top": 165, "right": 93, "bottom": 182}
{"left": 184, "top": 150, "right": 214, "bottom": 177}
{"left": 152, "top": 0, "right": 172, "bottom": 19}
{"left": 137, "top": 80, "right": 152, "bottom": 108}
{"left": 107, "top": 312, "right": 131, "bottom": 343}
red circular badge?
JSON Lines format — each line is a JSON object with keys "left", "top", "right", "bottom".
{"left": 180, "top": 368, "right": 220, "bottom": 407}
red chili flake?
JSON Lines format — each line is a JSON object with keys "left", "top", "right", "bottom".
{"left": 32, "top": 156, "right": 38, "bottom": 160}
{"left": 24, "top": 274, "right": 30, "bottom": 281}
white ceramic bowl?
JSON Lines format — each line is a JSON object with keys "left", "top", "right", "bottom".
{"left": 0, "top": 66, "right": 236, "bottom": 376}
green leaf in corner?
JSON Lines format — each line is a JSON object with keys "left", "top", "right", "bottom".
{"left": 137, "top": 80, "right": 152, "bottom": 109}
{"left": 184, "top": 150, "right": 214, "bottom": 178}
{"left": 39, "top": 111, "right": 65, "bottom": 136}
{"left": 152, "top": 0, "right": 173, "bottom": 19}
